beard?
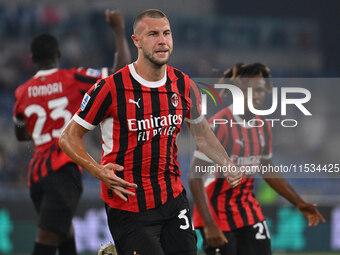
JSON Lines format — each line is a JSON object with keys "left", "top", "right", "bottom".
{"left": 143, "top": 49, "right": 171, "bottom": 67}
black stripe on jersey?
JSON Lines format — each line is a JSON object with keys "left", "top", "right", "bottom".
{"left": 45, "top": 144, "right": 54, "bottom": 176}
{"left": 149, "top": 86, "right": 162, "bottom": 208}
{"left": 163, "top": 76, "right": 175, "bottom": 200}
{"left": 130, "top": 75, "right": 147, "bottom": 211}
{"left": 246, "top": 128, "right": 261, "bottom": 221}
{"left": 224, "top": 186, "right": 237, "bottom": 229}
{"left": 246, "top": 180, "right": 259, "bottom": 223}
{"left": 174, "top": 70, "right": 186, "bottom": 111}
{"left": 254, "top": 127, "right": 261, "bottom": 159}
{"left": 113, "top": 73, "right": 126, "bottom": 180}
{"left": 247, "top": 129, "right": 254, "bottom": 158}
{"left": 78, "top": 79, "right": 106, "bottom": 120}
{"left": 93, "top": 93, "right": 112, "bottom": 126}
{"left": 234, "top": 125, "right": 245, "bottom": 158}
{"left": 261, "top": 116, "right": 270, "bottom": 154}
{"left": 172, "top": 70, "right": 186, "bottom": 177}
{"left": 29, "top": 152, "right": 40, "bottom": 185}
{"left": 45, "top": 154, "right": 53, "bottom": 176}
{"left": 74, "top": 73, "right": 98, "bottom": 84}
{"left": 36, "top": 157, "right": 44, "bottom": 182}
{"left": 235, "top": 180, "right": 249, "bottom": 226}
{"left": 233, "top": 125, "right": 249, "bottom": 226}
{"left": 225, "top": 114, "right": 233, "bottom": 157}
{"left": 210, "top": 178, "right": 224, "bottom": 217}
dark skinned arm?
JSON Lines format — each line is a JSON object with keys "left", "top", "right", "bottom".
{"left": 260, "top": 158, "right": 325, "bottom": 226}
{"left": 14, "top": 115, "right": 31, "bottom": 141}
{"left": 187, "top": 118, "right": 242, "bottom": 247}
{"left": 189, "top": 157, "right": 228, "bottom": 247}
{"left": 105, "top": 10, "right": 131, "bottom": 74}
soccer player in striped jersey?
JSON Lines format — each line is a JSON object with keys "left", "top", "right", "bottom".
{"left": 13, "top": 10, "right": 131, "bottom": 255}
{"left": 189, "top": 63, "right": 325, "bottom": 255}
{"left": 59, "top": 9, "right": 242, "bottom": 255}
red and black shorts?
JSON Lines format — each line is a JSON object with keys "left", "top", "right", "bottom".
{"left": 30, "top": 163, "right": 82, "bottom": 236}
{"left": 106, "top": 191, "right": 197, "bottom": 255}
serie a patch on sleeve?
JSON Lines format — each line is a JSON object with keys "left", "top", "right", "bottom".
{"left": 86, "top": 68, "right": 101, "bottom": 77}
{"left": 81, "top": 93, "right": 91, "bottom": 111}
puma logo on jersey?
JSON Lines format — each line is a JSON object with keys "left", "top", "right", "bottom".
{"left": 129, "top": 98, "right": 141, "bottom": 108}
{"left": 235, "top": 138, "right": 244, "bottom": 147}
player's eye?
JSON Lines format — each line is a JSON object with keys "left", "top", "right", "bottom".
{"left": 256, "top": 88, "right": 265, "bottom": 93}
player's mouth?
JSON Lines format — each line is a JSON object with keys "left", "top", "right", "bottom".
{"left": 155, "top": 49, "right": 169, "bottom": 57}
{"left": 253, "top": 100, "right": 262, "bottom": 108}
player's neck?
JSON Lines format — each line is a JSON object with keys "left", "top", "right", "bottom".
{"left": 239, "top": 111, "right": 255, "bottom": 121}
{"left": 133, "top": 59, "right": 166, "bottom": 82}
{"left": 37, "top": 60, "right": 59, "bottom": 71}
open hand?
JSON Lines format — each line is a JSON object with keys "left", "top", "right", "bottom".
{"left": 99, "top": 163, "right": 137, "bottom": 201}
{"left": 297, "top": 202, "right": 326, "bottom": 226}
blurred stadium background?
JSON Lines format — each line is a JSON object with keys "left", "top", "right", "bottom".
{"left": 0, "top": 0, "right": 339, "bottom": 254}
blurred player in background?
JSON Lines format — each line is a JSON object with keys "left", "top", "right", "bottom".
{"left": 13, "top": 10, "right": 131, "bottom": 255}
{"left": 59, "top": 9, "right": 242, "bottom": 255}
{"left": 189, "top": 63, "right": 325, "bottom": 255}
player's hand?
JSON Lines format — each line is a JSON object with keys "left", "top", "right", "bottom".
{"left": 225, "top": 167, "right": 243, "bottom": 188}
{"left": 105, "top": 9, "right": 124, "bottom": 31}
{"left": 204, "top": 223, "right": 228, "bottom": 247}
{"left": 99, "top": 163, "right": 137, "bottom": 201}
{"left": 297, "top": 202, "right": 326, "bottom": 226}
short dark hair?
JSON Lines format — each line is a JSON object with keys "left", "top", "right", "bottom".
{"left": 219, "top": 63, "right": 273, "bottom": 97}
{"left": 31, "top": 33, "right": 60, "bottom": 64}
{"left": 133, "top": 9, "right": 168, "bottom": 33}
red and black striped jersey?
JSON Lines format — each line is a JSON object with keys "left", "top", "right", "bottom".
{"left": 13, "top": 67, "right": 108, "bottom": 186}
{"left": 73, "top": 64, "right": 202, "bottom": 212}
{"left": 193, "top": 106, "right": 272, "bottom": 231}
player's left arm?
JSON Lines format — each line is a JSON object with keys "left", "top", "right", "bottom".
{"left": 13, "top": 94, "right": 31, "bottom": 141}
{"left": 13, "top": 116, "right": 31, "bottom": 141}
{"left": 260, "top": 158, "right": 326, "bottom": 226}
{"left": 186, "top": 118, "right": 242, "bottom": 187}
{"left": 105, "top": 9, "right": 131, "bottom": 73}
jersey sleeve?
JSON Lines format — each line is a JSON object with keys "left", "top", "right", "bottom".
{"left": 184, "top": 79, "right": 204, "bottom": 124}
{"left": 262, "top": 119, "right": 273, "bottom": 160}
{"left": 72, "top": 67, "right": 110, "bottom": 95}
{"left": 72, "top": 79, "right": 113, "bottom": 130}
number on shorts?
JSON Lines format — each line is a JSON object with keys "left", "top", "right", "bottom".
{"left": 253, "top": 221, "right": 270, "bottom": 240}
{"left": 178, "top": 209, "right": 194, "bottom": 230}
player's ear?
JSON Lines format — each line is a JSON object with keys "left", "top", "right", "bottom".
{"left": 131, "top": 34, "right": 140, "bottom": 48}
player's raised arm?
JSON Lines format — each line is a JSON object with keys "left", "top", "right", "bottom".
{"left": 59, "top": 120, "right": 137, "bottom": 202}
{"left": 260, "top": 158, "right": 326, "bottom": 227}
{"left": 105, "top": 9, "right": 131, "bottom": 73}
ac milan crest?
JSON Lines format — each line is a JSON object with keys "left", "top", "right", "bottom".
{"left": 171, "top": 93, "right": 178, "bottom": 107}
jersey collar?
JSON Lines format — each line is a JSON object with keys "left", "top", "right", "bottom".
{"left": 34, "top": 68, "right": 58, "bottom": 78}
{"left": 128, "top": 63, "right": 167, "bottom": 88}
